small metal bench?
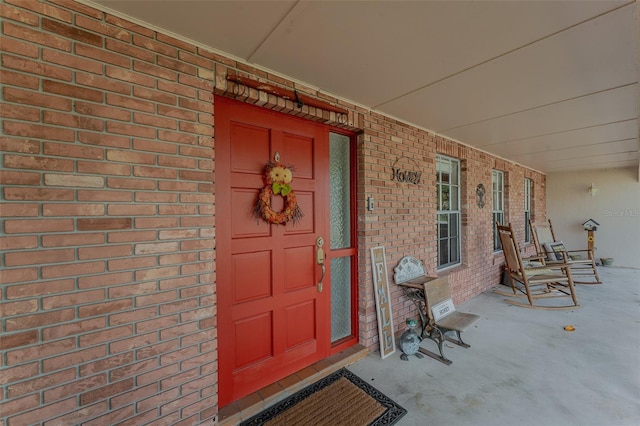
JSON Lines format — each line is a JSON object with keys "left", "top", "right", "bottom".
{"left": 394, "top": 256, "right": 479, "bottom": 365}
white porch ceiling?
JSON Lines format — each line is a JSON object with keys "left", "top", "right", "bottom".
{"left": 92, "top": 0, "right": 639, "bottom": 174}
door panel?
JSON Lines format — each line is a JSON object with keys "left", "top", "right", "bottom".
{"left": 216, "top": 96, "right": 330, "bottom": 406}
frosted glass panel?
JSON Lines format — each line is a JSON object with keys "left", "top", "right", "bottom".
{"left": 329, "top": 133, "right": 351, "bottom": 249}
{"left": 331, "top": 257, "right": 351, "bottom": 342}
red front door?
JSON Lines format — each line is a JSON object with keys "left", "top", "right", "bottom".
{"left": 216, "top": 96, "right": 331, "bottom": 406}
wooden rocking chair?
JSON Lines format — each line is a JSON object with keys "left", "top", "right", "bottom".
{"left": 530, "top": 219, "right": 601, "bottom": 284}
{"left": 496, "top": 223, "right": 579, "bottom": 310}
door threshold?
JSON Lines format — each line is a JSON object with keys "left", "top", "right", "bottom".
{"left": 217, "top": 344, "right": 369, "bottom": 425}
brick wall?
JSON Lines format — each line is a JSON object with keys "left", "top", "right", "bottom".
{"left": 1, "top": 0, "right": 546, "bottom": 424}
{"left": 1, "top": 1, "right": 216, "bottom": 424}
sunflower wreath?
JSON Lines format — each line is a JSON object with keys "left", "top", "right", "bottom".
{"left": 254, "top": 161, "right": 304, "bottom": 225}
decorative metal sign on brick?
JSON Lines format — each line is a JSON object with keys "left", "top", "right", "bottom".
{"left": 391, "top": 156, "right": 422, "bottom": 185}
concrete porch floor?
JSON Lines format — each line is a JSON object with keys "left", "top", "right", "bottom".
{"left": 349, "top": 266, "right": 640, "bottom": 426}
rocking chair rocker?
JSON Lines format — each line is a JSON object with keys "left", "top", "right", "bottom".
{"left": 496, "top": 223, "right": 579, "bottom": 310}
{"left": 530, "top": 219, "right": 601, "bottom": 284}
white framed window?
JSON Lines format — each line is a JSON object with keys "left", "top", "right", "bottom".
{"left": 492, "top": 170, "right": 505, "bottom": 251}
{"left": 437, "top": 155, "right": 461, "bottom": 269}
{"left": 524, "top": 178, "right": 532, "bottom": 243}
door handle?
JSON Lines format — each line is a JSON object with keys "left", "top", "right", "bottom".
{"left": 316, "top": 237, "right": 325, "bottom": 292}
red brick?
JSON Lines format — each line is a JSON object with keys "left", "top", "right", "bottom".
{"left": 108, "top": 331, "right": 157, "bottom": 354}
{"left": 41, "top": 261, "right": 105, "bottom": 280}
{"left": 135, "top": 291, "right": 178, "bottom": 308}
{"left": 132, "top": 138, "right": 177, "bottom": 155}
{"left": 79, "top": 244, "right": 132, "bottom": 260}
{"left": 158, "top": 181, "right": 197, "bottom": 192}
{"left": 75, "top": 43, "right": 130, "bottom": 67}
{"left": 79, "top": 325, "right": 133, "bottom": 348}
{"left": 134, "top": 217, "right": 179, "bottom": 229}
{"left": 8, "top": 399, "right": 78, "bottom": 426}
{"left": 5, "top": 308, "right": 75, "bottom": 332}
{"left": 106, "top": 121, "right": 156, "bottom": 139}
{"left": 5, "top": 249, "right": 75, "bottom": 266}
{"left": 108, "top": 256, "right": 157, "bottom": 272}
{"left": 157, "top": 104, "right": 197, "bottom": 121}
{"left": 105, "top": 94, "right": 154, "bottom": 117}
{"left": 160, "top": 276, "right": 198, "bottom": 290}
{"left": 1, "top": 299, "right": 38, "bottom": 318}
{"left": 4, "top": 187, "right": 74, "bottom": 201}
{"left": 157, "top": 155, "right": 197, "bottom": 169}
{"left": 75, "top": 100, "right": 131, "bottom": 121}
{"left": 0, "top": 393, "right": 40, "bottom": 418}
{"left": 75, "top": 15, "right": 130, "bottom": 41}
{"left": 4, "top": 154, "right": 72, "bottom": 172}
{"left": 6, "top": 0, "right": 72, "bottom": 22}
{"left": 43, "top": 49, "right": 103, "bottom": 74}
{"left": 134, "top": 242, "right": 178, "bottom": 255}
{"left": 124, "top": 263, "right": 175, "bottom": 280}
{"left": 0, "top": 203, "right": 39, "bottom": 217}
{"left": 133, "top": 86, "right": 176, "bottom": 105}
{"left": 0, "top": 330, "right": 38, "bottom": 351}
{"left": 136, "top": 388, "right": 180, "bottom": 413}
{"left": 43, "top": 203, "right": 104, "bottom": 216}
{"left": 159, "top": 205, "right": 197, "bottom": 215}
{"left": 109, "top": 385, "right": 155, "bottom": 412}
{"left": 0, "top": 3, "right": 39, "bottom": 25}
{"left": 135, "top": 192, "right": 178, "bottom": 203}
{"left": 77, "top": 218, "right": 132, "bottom": 231}
{"left": 4, "top": 218, "right": 74, "bottom": 234}
{"left": 82, "top": 404, "right": 135, "bottom": 426}
{"left": 0, "top": 237, "right": 37, "bottom": 256}
{"left": 78, "top": 299, "right": 133, "bottom": 318}
{"left": 133, "top": 165, "right": 177, "bottom": 179}
{"left": 44, "top": 173, "right": 104, "bottom": 188}
{"left": 105, "top": 65, "right": 155, "bottom": 88}
{"left": 42, "top": 289, "right": 105, "bottom": 310}
{"left": 107, "top": 177, "right": 156, "bottom": 190}
{"left": 110, "top": 358, "right": 158, "bottom": 382}
{"left": 2, "top": 54, "right": 72, "bottom": 82}
{"left": 42, "top": 318, "right": 105, "bottom": 341}
{"left": 42, "top": 17, "right": 102, "bottom": 46}
{"left": 138, "top": 316, "right": 181, "bottom": 335}
{"left": 43, "top": 111, "right": 104, "bottom": 131}
{"left": 77, "top": 189, "right": 132, "bottom": 202}
{"left": 160, "top": 391, "right": 199, "bottom": 416}
{"left": 107, "top": 230, "right": 156, "bottom": 243}
{"left": 44, "top": 401, "right": 109, "bottom": 425}
{"left": 79, "top": 352, "right": 134, "bottom": 377}
{"left": 107, "top": 204, "right": 156, "bottom": 216}
{"left": 179, "top": 170, "right": 212, "bottom": 182}
{"left": 109, "top": 306, "right": 156, "bottom": 326}
{"left": 3, "top": 121, "right": 74, "bottom": 142}
{"left": 3, "top": 272, "right": 60, "bottom": 290}
{"left": 135, "top": 339, "right": 179, "bottom": 362}
{"left": 7, "top": 368, "right": 76, "bottom": 399}
{"left": 43, "top": 80, "right": 103, "bottom": 102}
{"left": 6, "top": 338, "right": 75, "bottom": 367}
{"left": 0, "top": 103, "right": 40, "bottom": 121}
{"left": 42, "top": 233, "right": 104, "bottom": 248}
{"left": 78, "top": 271, "right": 133, "bottom": 289}
{"left": 78, "top": 131, "right": 130, "bottom": 149}
{"left": 157, "top": 129, "right": 197, "bottom": 145}
{"left": 3, "top": 21, "right": 71, "bottom": 51}
{"left": 133, "top": 60, "right": 176, "bottom": 81}
{"left": 0, "top": 137, "right": 40, "bottom": 154}
{"left": 43, "top": 346, "right": 106, "bottom": 373}
{"left": 1, "top": 361, "right": 39, "bottom": 385}
{"left": 160, "top": 342, "right": 198, "bottom": 365}
{"left": 133, "top": 112, "right": 177, "bottom": 130}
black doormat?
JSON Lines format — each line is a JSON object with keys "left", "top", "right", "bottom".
{"left": 239, "top": 368, "right": 407, "bottom": 426}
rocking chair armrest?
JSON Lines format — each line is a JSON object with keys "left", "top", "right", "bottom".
{"left": 563, "top": 249, "right": 591, "bottom": 254}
